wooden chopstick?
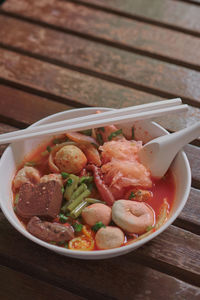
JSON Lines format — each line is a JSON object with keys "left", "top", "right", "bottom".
{"left": 0, "top": 100, "right": 188, "bottom": 145}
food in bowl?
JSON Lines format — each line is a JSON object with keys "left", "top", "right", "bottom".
{"left": 12, "top": 120, "right": 176, "bottom": 251}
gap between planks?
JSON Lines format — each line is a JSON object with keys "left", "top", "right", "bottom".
{"left": 63, "top": 0, "right": 200, "bottom": 38}
{"left": 0, "top": 11, "right": 200, "bottom": 73}
{"left": 0, "top": 45, "right": 200, "bottom": 110}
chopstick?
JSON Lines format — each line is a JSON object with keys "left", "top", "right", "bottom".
{"left": 0, "top": 99, "right": 188, "bottom": 145}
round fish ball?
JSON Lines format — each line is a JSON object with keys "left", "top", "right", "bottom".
{"left": 54, "top": 145, "right": 87, "bottom": 174}
{"left": 95, "top": 226, "right": 124, "bottom": 250}
{"left": 82, "top": 203, "right": 112, "bottom": 226}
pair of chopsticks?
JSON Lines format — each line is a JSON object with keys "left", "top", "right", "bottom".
{"left": 0, "top": 98, "right": 188, "bottom": 145}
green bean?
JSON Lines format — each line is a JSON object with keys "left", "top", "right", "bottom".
{"left": 71, "top": 183, "right": 87, "bottom": 200}
{"left": 79, "top": 176, "right": 93, "bottom": 185}
{"left": 70, "top": 200, "right": 88, "bottom": 218}
{"left": 85, "top": 198, "right": 105, "bottom": 204}
{"left": 67, "top": 189, "right": 91, "bottom": 212}
{"left": 64, "top": 174, "right": 79, "bottom": 201}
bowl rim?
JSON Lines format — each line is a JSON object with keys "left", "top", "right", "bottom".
{"left": 0, "top": 107, "right": 192, "bottom": 258}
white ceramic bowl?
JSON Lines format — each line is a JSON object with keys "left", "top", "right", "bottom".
{"left": 0, "top": 108, "right": 191, "bottom": 259}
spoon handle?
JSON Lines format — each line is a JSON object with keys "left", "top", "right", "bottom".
{"left": 157, "top": 122, "right": 200, "bottom": 151}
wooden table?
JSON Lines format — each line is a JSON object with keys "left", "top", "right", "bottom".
{"left": 0, "top": 0, "right": 200, "bottom": 299}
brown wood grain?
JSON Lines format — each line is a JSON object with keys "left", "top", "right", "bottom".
{"left": 0, "top": 212, "right": 199, "bottom": 298}
{"left": 75, "top": 0, "right": 200, "bottom": 34}
{"left": 137, "top": 225, "right": 200, "bottom": 278}
{"left": 0, "top": 265, "right": 85, "bottom": 300}
{"left": 184, "top": 144, "right": 200, "bottom": 188}
{"left": 180, "top": 188, "right": 200, "bottom": 227}
{"left": 175, "top": 187, "right": 200, "bottom": 234}
{"left": 1, "top": 3, "right": 200, "bottom": 106}
{"left": 0, "top": 85, "right": 71, "bottom": 127}
{"left": 0, "top": 48, "right": 168, "bottom": 108}
{"left": 1, "top": 11, "right": 200, "bottom": 72}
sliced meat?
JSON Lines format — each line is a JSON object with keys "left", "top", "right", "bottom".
{"left": 27, "top": 216, "right": 74, "bottom": 242}
{"left": 16, "top": 181, "right": 62, "bottom": 219}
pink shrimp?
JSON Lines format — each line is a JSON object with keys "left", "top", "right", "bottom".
{"left": 100, "top": 140, "right": 152, "bottom": 199}
{"left": 86, "top": 164, "right": 115, "bottom": 206}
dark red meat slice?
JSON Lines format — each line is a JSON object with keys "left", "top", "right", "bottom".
{"left": 27, "top": 216, "right": 74, "bottom": 242}
{"left": 16, "top": 181, "right": 62, "bottom": 219}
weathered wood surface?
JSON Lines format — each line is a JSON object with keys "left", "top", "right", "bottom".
{"left": 1, "top": 10, "right": 200, "bottom": 71}
{"left": 178, "top": 188, "right": 200, "bottom": 230}
{"left": 0, "top": 85, "right": 70, "bottom": 127}
{"left": 0, "top": 49, "right": 167, "bottom": 108}
{"left": 76, "top": 0, "right": 200, "bottom": 34}
{"left": 184, "top": 145, "right": 200, "bottom": 188}
{"left": 0, "top": 213, "right": 199, "bottom": 299}
{"left": 1, "top": 3, "right": 200, "bottom": 106}
{"left": 0, "top": 84, "right": 199, "bottom": 135}
{"left": 0, "top": 265, "right": 85, "bottom": 300}
{"left": 0, "top": 0, "right": 200, "bottom": 298}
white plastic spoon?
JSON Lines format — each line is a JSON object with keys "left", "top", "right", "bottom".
{"left": 139, "top": 122, "right": 200, "bottom": 178}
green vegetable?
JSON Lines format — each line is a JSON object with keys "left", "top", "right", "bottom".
{"left": 96, "top": 133, "right": 103, "bottom": 145}
{"left": 91, "top": 142, "right": 98, "bottom": 149}
{"left": 61, "top": 172, "right": 69, "bottom": 179}
{"left": 66, "top": 178, "right": 73, "bottom": 187}
{"left": 73, "top": 223, "right": 83, "bottom": 232}
{"left": 79, "top": 176, "right": 93, "bottom": 185}
{"left": 41, "top": 150, "right": 49, "bottom": 156}
{"left": 53, "top": 138, "right": 61, "bottom": 144}
{"left": 46, "top": 145, "right": 51, "bottom": 153}
{"left": 64, "top": 174, "right": 79, "bottom": 201}
{"left": 87, "top": 182, "right": 94, "bottom": 191}
{"left": 59, "top": 213, "right": 68, "bottom": 223}
{"left": 50, "top": 241, "right": 56, "bottom": 245}
{"left": 14, "top": 194, "right": 19, "bottom": 205}
{"left": 71, "top": 183, "right": 88, "bottom": 200}
{"left": 24, "top": 161, "right": 36, "bottom": 167}
{"left": 98, "top": 127, "right": 105, "bottom": 132}
{"left": 92, "top": 221, "right": 106, "bottom": 232}
{"left": 70, "top": 200, "right": 88, "bottom": 218}
{"left": 146, "top": 225, "right": 154, "bottom": 232}
{"left": 64, "top": 243, "right": 69, "bottom": 248}
{"left": 129, "top": 192, "right": 136, "bottom": 200}
{"left": 80, "top": 129, "right": 92, "bottom": 136}
{"left": 61, "top": 187, "right": 65, "bottom": 194}
{"left": 108, "top": 129, "right": 123, "bottom": 141}
{"left": 131, "top": 127, "right": 135, "bottom": 139}
{"left": 85, "top": 198, "right": 105, "bottom": 204}
{"left": 67, "top": 189, "right": 91, "bottom": 212}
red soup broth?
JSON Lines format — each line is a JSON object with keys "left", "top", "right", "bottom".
{"left": 13, "top": 138, "right": 176, "bottom": 248}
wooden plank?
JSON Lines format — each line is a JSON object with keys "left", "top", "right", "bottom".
{"left": 0, "top": 48, "right": 168, "bottom": 108}
{"left": 175, "top": 187, "right": 200, "bottom": 234}
{"left": 1, "top": 11, "right": 200, "bottom": 72}
{"left": 1, "top": 15, "right": 200, "bottom": 106}
{"left": 137, "top": 225, "right": 200, "bottom": 276}
{"left": 0, "top": 85, "right": 70, "bottom": 127}
{"left": 0, "top": 123, "right": 16, "bottom": 156}
{"left": 184, "top": 144, "right": 200, "bottom": 188}
{"left": 76, "top": 0, "right": 200, "bottom": 34}
{"left": 0, "top": 265, "right": 85, "bottom": 300}
{"left": 178, "top": 0, "right": 200, "bottom": 4}
{"left": 0, "top": 213, "right": 199, "bottom": 298}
